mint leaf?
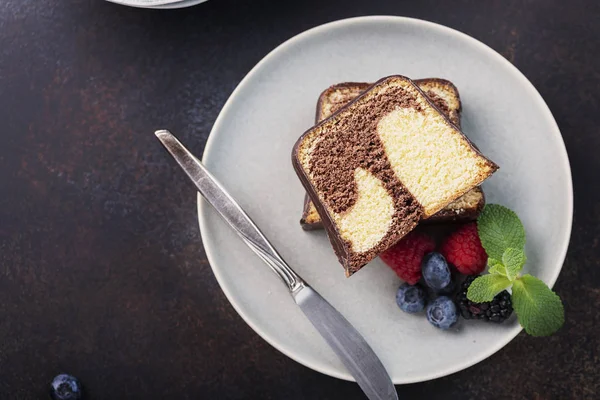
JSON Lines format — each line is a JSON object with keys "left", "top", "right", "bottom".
{"left": 512, "top": 274, "right": 564, "bottom": 336}
{"left": 467, "top": 274, "right": 512, "bottom": 302}
{"left": 477, "top": 204, "right": 526, "bottom": 260}
{"left": 502, "top": 248, "right": 526, "bottom": 280}
{"left": 488, "top": 257, "right": 507, "bottom": 277}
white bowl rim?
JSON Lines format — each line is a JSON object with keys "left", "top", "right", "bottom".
{"left": 105, "top": 0, "right": 207, "bottom": 9}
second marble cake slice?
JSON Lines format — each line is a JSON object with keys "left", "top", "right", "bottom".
{"left": 292, "top": 75, "right": 498, "bottom": 276}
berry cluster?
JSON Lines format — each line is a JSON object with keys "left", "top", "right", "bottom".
{"left": 380, "top": 223, "right": 513, "bottom": 330}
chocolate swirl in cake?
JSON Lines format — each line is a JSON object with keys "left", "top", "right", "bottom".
{"left": 308, "top": 85, "right": 422, "bottom": 216}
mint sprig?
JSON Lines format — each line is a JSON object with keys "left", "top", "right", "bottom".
{"left": 512, "top": 275, "right": 564, "bottom": 336}
{"left": 466, "top": 204, "right": 564, "bottom": 336}
{"left": 467, "top": 274, "right": 512, "bottom": 302}
{"left": 487, "top": 258, "right": 506, "bottom": 277}
{"left": 477, "top": 204, "right": 525, "bottom": 260}
{"left": 502, "top": 248, "right": 527, "bottom": 281}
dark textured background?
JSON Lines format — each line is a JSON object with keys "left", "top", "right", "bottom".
{"left": 0, "top": 0, "right": 598, "bottom": 398}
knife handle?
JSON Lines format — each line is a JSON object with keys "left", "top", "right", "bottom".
{"left": 155, "top": 130, "right": 307, "bottom": 294}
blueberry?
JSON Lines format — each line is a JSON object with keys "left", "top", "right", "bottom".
{"left": 426, "top": 296, "right": 458, "bottom": 330}
{"left": 422, "top": 252, "right": 451, "bottom": 292}
{"left": 396, "top": 283, "right": 427, "bottom": 313}
{"left": 50, "top": 374, "right": 83, "bottom": 400}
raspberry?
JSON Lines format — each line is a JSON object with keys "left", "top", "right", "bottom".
{"left": 380, "top": 231, "right": 435, "bottom": 284}
{"left": 440, "top": 223, "right": 487, "bottom": 275}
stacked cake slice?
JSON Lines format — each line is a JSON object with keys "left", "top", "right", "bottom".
{"left": 300, "top": 78, "right": 485, "bottom": 230}
{"left": 292, "top": 75, "right": 498, "bottom": 276}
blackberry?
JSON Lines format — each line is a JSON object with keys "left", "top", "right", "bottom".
{"left": 456, "top": 275, "right": 513, "bottom": 323}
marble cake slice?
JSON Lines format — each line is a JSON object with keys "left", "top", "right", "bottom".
{"left": 292, "top": 75, "right": 498, "bottom": 276}
{"left": 300, "top": 78, "right": 485, "bottom": 230}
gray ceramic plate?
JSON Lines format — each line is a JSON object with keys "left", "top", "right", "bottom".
{"left": 198, "top": 16, "right": 572, "bottom": 384}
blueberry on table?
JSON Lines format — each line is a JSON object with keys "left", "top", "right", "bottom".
{"left": 396, "top": 283, "right": 427, "bottom": 313}
{"left": 426, "top": 296, "right": 458, "bottom": 330}
{"left": 49, "top": 374, "right": 83, "bottom": 400}
{"left": 421, "top": 252, "right": 452, "bottom": 292}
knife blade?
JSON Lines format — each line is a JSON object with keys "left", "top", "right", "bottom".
{"left": 155, "top": 129, "right": 398, "bottom": 400}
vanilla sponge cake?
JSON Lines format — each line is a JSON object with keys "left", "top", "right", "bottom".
{"left": 292, "top": 75, "right": 498, "bottom": 276}
{"left": 300, "top": 78, "right": 486, "bottom": 230}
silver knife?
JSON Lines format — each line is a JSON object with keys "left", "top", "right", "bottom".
{"left": 155, "top": 130, "right": 398, "bottom": 400}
